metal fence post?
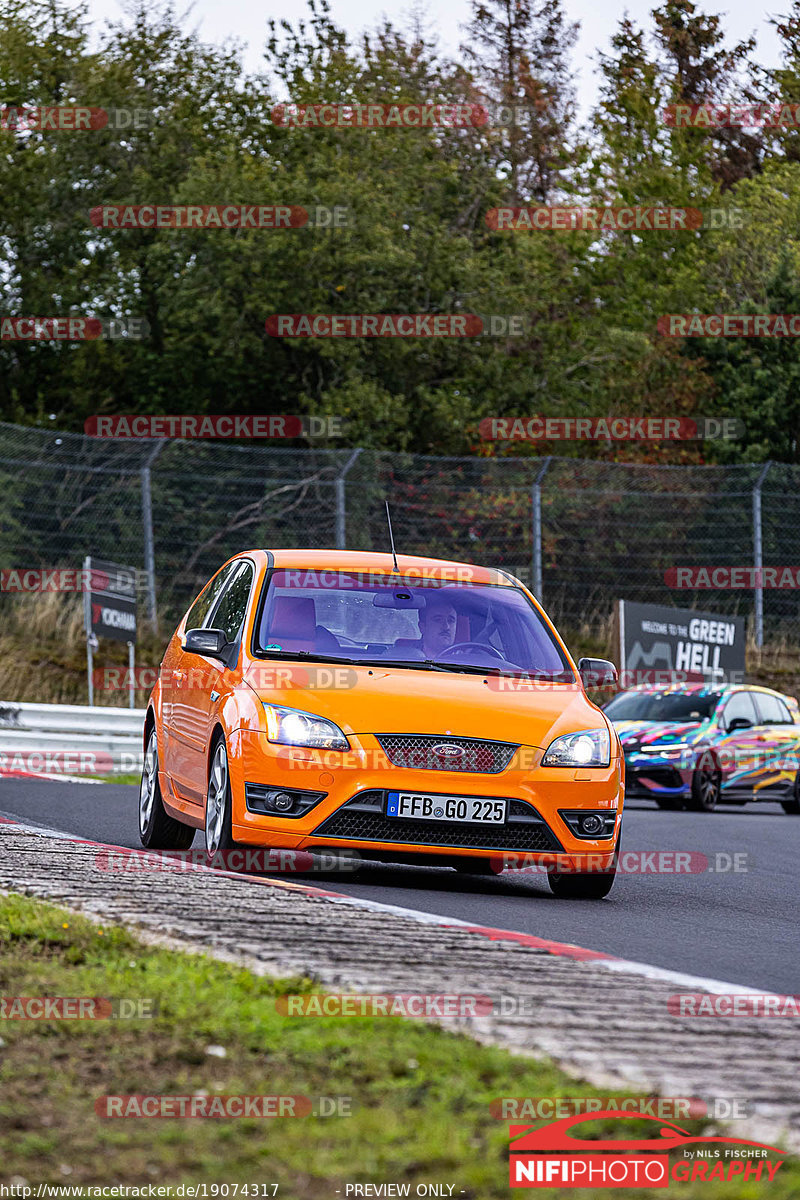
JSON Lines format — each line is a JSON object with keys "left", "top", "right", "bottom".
{"left": 532, "top": 457, "right": 552, "bottom": 600}
{"left": 335, "top": 448, "right": 363, "bottom": 549}
{"left": 141, "top": 442, "right": 164, "bottom": 633}
{"left": 753, "top": 461, "right": 772, "bottom": 648}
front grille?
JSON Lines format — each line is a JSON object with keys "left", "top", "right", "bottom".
{"left": 311, "top": 791, "right": 563, "bottom": 851}
{"left": 376, "top": 734, "right": 518, "bottom": 774}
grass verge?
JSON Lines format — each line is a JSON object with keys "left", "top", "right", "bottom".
{"left": 0, "top": 893, "right": 795, "bottom": 1197}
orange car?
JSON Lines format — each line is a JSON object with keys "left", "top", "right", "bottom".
{"left": 139, "top": 551, "right": 623, "bottom": 898}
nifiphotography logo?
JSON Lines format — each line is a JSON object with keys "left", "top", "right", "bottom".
{"left": 508, "top": 1112, "right": 787, "bottom": 1188}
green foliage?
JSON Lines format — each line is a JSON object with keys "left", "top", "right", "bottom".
{"left": 3, "top": 0, "right": 800, "bottom": 461}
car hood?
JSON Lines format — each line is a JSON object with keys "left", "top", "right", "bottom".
{"left": 613, "top": 719, "right": 709, "bottom": 749}
{"left": 245, "top": 662, "right": 608, "bottom": 749}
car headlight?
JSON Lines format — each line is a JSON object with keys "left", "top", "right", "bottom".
{"left": 542, "top": 727, "right": 610, "bottom": 767}
{"left": 263, "top": 704, "right": 349, "bottom": 750}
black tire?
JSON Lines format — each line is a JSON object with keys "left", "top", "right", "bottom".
{"left": 547, "top": 834, "right": 619, "bottom": 900}
{"left": 139, "top": 726, "right": 195, "bottom": 850}
{"left": 204, "top": 733, "right": 236, "bottom": 854}
{"left": 781, "top": 771, "right": 800, "bottom": 814}
{"left": 688, "top": 753, "right": 721, "bottom": 812}
{"left": 655, "top": 796, "right": 685, "bottom": 811}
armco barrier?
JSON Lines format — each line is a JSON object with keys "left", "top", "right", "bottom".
{"left": 0, "top": 701, "right": 145, "bottom": 776}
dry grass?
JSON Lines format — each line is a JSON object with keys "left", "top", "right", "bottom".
{"left": 0, "top": 593, "right": 168, "bottom": 707}
{"left": 746, "top": 636, "right": 800, "bottom": 698}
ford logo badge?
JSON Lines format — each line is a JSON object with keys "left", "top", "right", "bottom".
{"left": 432, "top": 742, "right": 465, "bottom": 759}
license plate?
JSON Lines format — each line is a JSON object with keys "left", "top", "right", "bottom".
{"left": 386, "top": 791, "right": 507, "bottom": 824}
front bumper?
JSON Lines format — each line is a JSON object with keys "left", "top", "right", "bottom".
{"left": 623, "top": 754, "right": 692, "bottom": 800}
{"left": 230, "top": 730, "right": 623, "bottom": 868}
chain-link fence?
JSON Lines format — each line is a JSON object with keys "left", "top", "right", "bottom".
{"left": 1, "top": 421, "right": 798, "bottom": 645}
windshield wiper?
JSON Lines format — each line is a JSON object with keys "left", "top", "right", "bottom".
{"left": 256, "top": 651, "right": 445, "bottom": 671}
{"left": 426, "top": 662, "right": 576, "bottom": 680}
{"left": 256, "top": 651, "right": 367, "bottom": 665}
{"left": 366, "top": 658, "right": 450, "bottom": 671}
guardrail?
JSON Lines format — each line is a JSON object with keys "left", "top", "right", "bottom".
{"left": 0, "top": 701, "right": 145, "bottom": 777}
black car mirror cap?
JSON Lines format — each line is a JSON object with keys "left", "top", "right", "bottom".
{"left": 726, "top": 716, "right": 753, "bottom": 733}
{"left": 183, "top": 627, "right": 229, "bottom": 659}
{"left": 578, "top": 657, "right": 619, "bottom": 689}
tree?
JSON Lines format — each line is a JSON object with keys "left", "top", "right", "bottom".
{"left": 653, "top": 0, "right": 763, "bottom": 188}
{"left": 460, "top": 0, "right": 581, "bottom": 203}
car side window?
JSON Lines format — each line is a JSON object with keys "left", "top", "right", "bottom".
{"left": 209, "top": 561, "right": 254, "bottom": 643}
{"left": 720, "top": 691, "right": 758, "bottom": 730}
{"left": 185, "top": 562, "right": 237, "bottom": 630}
{"left": 753, "top": 692, "right": 793, "bottom": 725}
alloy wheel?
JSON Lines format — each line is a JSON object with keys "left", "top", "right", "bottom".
{"left": 138, "top": 731, "right": 158, "bottom": 837}
{"left": 205, "top": 741, "right": 228, "bottom": 854}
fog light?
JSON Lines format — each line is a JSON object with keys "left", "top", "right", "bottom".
{"left": 244, "top": 784, "right": 327, "bottom": 819}
{"left": 580, "top": 814, "right": 604, "bottom": 835}
{"left": 558, "top": 809, "right": 617, "bottom": 839}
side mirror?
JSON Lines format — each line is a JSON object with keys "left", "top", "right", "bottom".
{"left": 578, "top": 657, "right": 619, "bottom": 689}
{"left": 183, "top": 628, "right": 229, "bottom": 659}
{"left": 726, "top": 716, "right": 752, "bottom": 733}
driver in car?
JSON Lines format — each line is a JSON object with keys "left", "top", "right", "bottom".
{"left": 418, "top": 593, "right": 458, "bottom": 658}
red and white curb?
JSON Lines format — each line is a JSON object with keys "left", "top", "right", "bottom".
{"left": 0, "top": 813, "right": 775, "bottom": 1002}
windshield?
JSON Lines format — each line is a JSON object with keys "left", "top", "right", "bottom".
{"left": 254, "top": 569, "right": 574, "bottom": 678}
{"left": 603, "top": 689, "right": 722, "bottom": 723}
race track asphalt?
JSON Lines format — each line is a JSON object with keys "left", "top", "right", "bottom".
{"left": 1, "top": 777, "right": 797, "bottom": 994}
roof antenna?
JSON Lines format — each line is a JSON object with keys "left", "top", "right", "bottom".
{"left": 385, "top": 500, "right": 399, "bottom": 572}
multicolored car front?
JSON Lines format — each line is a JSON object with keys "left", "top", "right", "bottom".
{"left": 603, "top": 683, "right": 800, "bottom": 812}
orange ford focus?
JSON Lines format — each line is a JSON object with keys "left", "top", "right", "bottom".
{"left": 139, "top": 550, "right": 623, "bottom": 898}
